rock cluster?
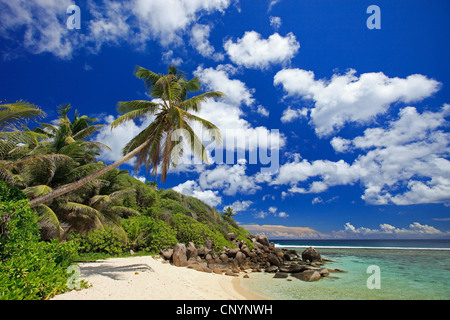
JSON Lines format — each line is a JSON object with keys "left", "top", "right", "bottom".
{"left": 160, "top": 234, "right": 344, "bottom": 282}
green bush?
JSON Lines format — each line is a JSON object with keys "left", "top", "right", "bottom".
{"left": 123, "top": 216, "right": 178, "bottom": 253}
{"left": 229, "top": 225, "right": 254, "bottom": 250}
{"left": 0, "top": 200, "right": 80, "bottom": 300}
{"left": 0, "top": 180, "right": 26, "bottom": 202}
{"left": 69, "top": 228, "right": 126, "bottom": 255}
{"left": 172, "top": 213, "right": 233, "bottom": 251}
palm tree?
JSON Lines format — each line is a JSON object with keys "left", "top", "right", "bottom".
{"left": 0, "top": 101, "right": 45, "bottom": 159}
{"left": 29, "top": 65, "right": 225, "bottom": 208}
{"left": 31, "top": 104, "right": 109, "bottom": 165}
{"left": 223, "top": 206, "right": 235, "bottom": 218}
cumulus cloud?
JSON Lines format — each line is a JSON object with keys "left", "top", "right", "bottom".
{"left": 193, "top": 65, "right": 285, "bottom": 153}
{"left": 224, "top": 200, "right": 253, "bottom": 213}
{"left": 0, "top": 0, "right": 76, "bottom": 59}
{"left": 337, "top": 222, "right": 446, "bottom": 238}
{"left": 0, "top": 0, "right": 236, "bottom": 58}
{"left": 131, "top": 0, "right": 232, "bottom": 46}
{"left": 269, "top": 16, "right": 282, "bottom": 30}
{"left": 274, "top": 68, "right": 441, "bottom": 136}
{"left": 280, "top": 106, "right": 308, "bottom": 123}
{"left": 224, "top": 31, "right": 300, "bottom": 69}
{"left": 172, "top": 180, "right": 222, "bottom": 207}
{"left": 190, "top": 23, "right": 224, "bottom": 61}
{"left": 94, "top": 114, "right": 153, "bottom": 166}
{"left": 198, "top": 159, "right": 261, "bottom": 196}
{"left": 272, "top": 105, "right": 450, "bottom": 206}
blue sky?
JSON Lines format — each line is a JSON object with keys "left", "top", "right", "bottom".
{"left": 1, "top": 0, "right": 450, "bottom": 239}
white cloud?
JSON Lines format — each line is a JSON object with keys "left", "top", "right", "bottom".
{"left": 132, "top": 0, "right": 233, "bottom": 46}
{"left": 194, "top": 65, "right": 285, "bottom": 152}
{"left": 198, "top": 159, "right": 261, "bottom": 196}
{"left": 190, "top": 23, "right": 224, "bottom": 61}
{"left": 161, "top": 50, "right": 184, "bottom": 66}
{"left": 0, "top": 0, "right": 76, "bottom": 59}
{"left": 224, "top": 200, "right": 253, "bottom": 213}
{"left": 269, "top": 16, "right": 282, "bottom": 30}
{"left": 268, "top": 0, "right": 282, "bottom": 12}
{"left": 172, "top": 180, "right": 222, "bottom": 207}
{"left": 273, "top": 105, "right": 450, "bottom": 206}
{"left": 94, "top": 114, "right": 153, "bottom": 166}
{"left": 1, "top": 0, "right": 236, "bottom": 58}
{"left": 255, "top": 105, "right": 270, "bottom": 117}
{"left": 339, "top": 222, "right": 445, "bottom": 238}
{"left": 224, "top": 31, "right": 300, "bottom": 69}
{"left": 280, "top": 106, "right": 308, "bottom": 123}
{"left": 274, "top": 68, "right": 441, "bottom": 136}
{"left": 277, "top": 211, "right": 289, "bottom": 218}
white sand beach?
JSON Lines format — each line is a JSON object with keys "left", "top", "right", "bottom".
{"left": 51, "top": 255, "right": 263, "bottom": 300}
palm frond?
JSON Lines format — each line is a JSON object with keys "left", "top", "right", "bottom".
{"left": 34, "top": 204, "right": 63, "bottom": 240}
{"left": 59, "top": 201, "right": 100, "bottom": 218}
{"left": 24, "top": 185, "right": 53, "bottom": 198}
{"left": 177, "top": 91, "right": 225, "bottom": 112}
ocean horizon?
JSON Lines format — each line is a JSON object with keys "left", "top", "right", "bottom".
{"left": 272, "top": 238, "right": 450, "bottom": 250}
{"left": 240, "top": 239, "right": 450, "bottom": 300}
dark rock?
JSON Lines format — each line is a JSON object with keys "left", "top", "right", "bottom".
{"left": 292, "top": 270, "right": 321, "bottom": 282}
{"left": 227, "top": 248, "right": 239, "bottom": 258}
{"left": 225, "top": 270, "right": 239, "bottom": 277}
{"left": 235, "top": 251, "right": 246, "bottom": 266}
{"left": 205, "top": 239, "right": 213, "bottom": 250}
{"left": 301, "top": 247, "right": 322, "bottom": 262}
{"left": 160, "top": 248, "right": 173, "bottom": 260}
{"left": 267, "top": 253, "right": 281, "bottom": 266}
{"left": 255, "top": 235, "right": 270, "bottom": 247}
{"left": 278, "top": 264, "right": 311, "bottom": 273}
{"left": 186, "top": 242, "right": 198, "bottom": 260}
{"left": 227, "top": 232, "right": 237, "bottom": 241}
{"left": 241, "top": 246, "right": 252, "bottom": 258}
{"left": 219, "top": 253, "right": 229, "bottom": 263}
{"left": 273, "top": 272, "right": 289, "bottom": 279}
{"left": 318, "top": 268, "right": 329, "bottom": 277}
{"left": 197, "top": 245, "right": 207, "bottom": 257}
{"left": 173, "top": 243, "right": 188, "bottom": 267}
{"left": 265, "top": 265, "right": 279, "bottom": 273}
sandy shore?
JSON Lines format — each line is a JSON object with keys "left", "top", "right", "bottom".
{"left": 51, "top": 255, "right": 264, "bottom": 300}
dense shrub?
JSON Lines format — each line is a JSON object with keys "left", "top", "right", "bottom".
{"left": 69, "top": 228, "right": 126, "bottom": 255}
{"left": 0, "top": 180, "right": 26, "bottom": 202}
{"left": 0, "top": 200, "right": 80, "bottom": 300}
{"left": 123, "top": 216, "right": 178, "bottom": 253}
{"left": 171, "top": 213, "right": 233, "bottom": 251}
{"left": 229, "top": 225, "right": 254, "bottom": 250}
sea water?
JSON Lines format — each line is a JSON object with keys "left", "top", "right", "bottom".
{"left": 240, "top": 239, "right": 450, "bottom": 300}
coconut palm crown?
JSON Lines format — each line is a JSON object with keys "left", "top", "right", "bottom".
{"left": 28, "top": 65, "right": 224, "bottom": 208}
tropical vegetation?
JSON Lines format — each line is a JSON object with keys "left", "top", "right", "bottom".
{"left": 0, "top": 66, "right": 251, "bottom": 300}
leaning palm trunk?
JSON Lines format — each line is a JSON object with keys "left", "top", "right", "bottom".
{"left": 29, "top": 140, "right": 149, "bottom": 208}
{"left": 30, "top": 65, "right": 224, "bottom": 208}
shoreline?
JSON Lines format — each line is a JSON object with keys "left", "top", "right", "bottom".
{"left": 51, "top": 255, "right": 266, "bottom": 300}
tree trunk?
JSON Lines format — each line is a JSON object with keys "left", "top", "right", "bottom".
{"left": 29, "top": 141, "right": 149, "bottom": 208}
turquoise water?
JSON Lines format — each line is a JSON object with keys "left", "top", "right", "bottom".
{"left": 240, "top": 240, "right": 450, "bottom": 300}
